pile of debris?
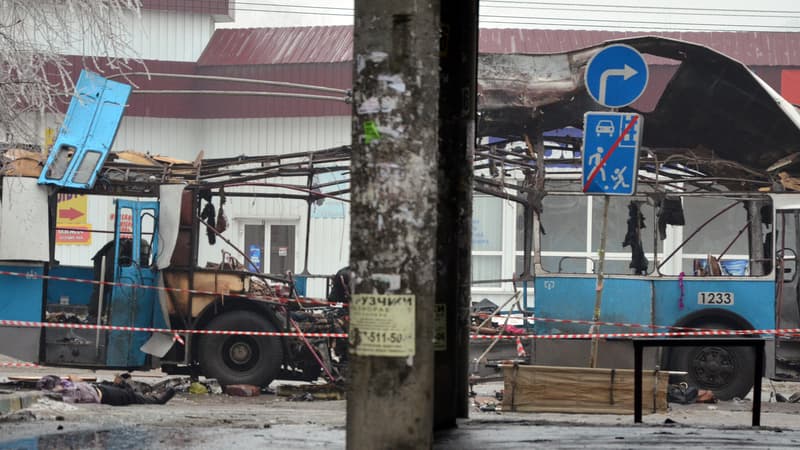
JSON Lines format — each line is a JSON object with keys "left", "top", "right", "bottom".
{"left": 0, "top": 147, "right": 44, "bottom": 177}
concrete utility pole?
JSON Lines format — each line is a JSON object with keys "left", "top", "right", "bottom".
{"left": 348, "top": 0, "right": 477, "bottom": 447}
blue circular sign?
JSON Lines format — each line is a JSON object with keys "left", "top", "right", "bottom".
{"left": 584, "top": 44, "right": 649, "bottom": 108}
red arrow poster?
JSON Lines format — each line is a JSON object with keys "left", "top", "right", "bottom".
{"left": 58, "top": 207, "right": 84, "bottom": 221}
{"left": 56, "top": 194, "right": 91, "bottom": 245}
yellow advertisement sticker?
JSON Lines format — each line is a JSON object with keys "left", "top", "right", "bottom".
{"left": 55, "top": 223, "right": 92, "bottom": 245}
{"left": 56, "top": 193, "right": 91, "bottom": 245}
{"left": 56, "top": 194, "right": 88, "bottom": 225}
{"left": 350, "top": 294, "right": 415, "bottom": 357}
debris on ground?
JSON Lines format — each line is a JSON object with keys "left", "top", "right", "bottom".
{"left": 18, "top": 398, "right": 80, "bottom": 420}
{"left": 189, "top": 382, "right": 209, "bottom": 395}
{"left": 0, "top": 410, "right": 37, "bottom": 423}
{"left": 27, "top": 398, "right": 79, "bottom": 413}
{"left": 668, "top": 383, "right": 698, "bottom": 405}
{"left": 288, "top": 393, "right": 315, "bottom": 402}
{"left": 276, "top": 383, "right": 345, "bottom": 401}
{"left": 665, "top": 383, "right": 717, "bottom": 404}
{"left": 472, "top": 395, "right": 502, "bottom": 413}
{"left": 224, "top": 385, "right": 260, "bottom": 397}
{"left": 149, "top": 377, "right": 217, "bottom": 395}
{"left": 774, "top": 391, "right": 800, "bottom": 403}
{"left": 479, "top": 402, "right": 498, "bottom": 412}
{"left": 696, "top": 389, "right": 717, "bottom": 403}
{"left": 260, "top": 386, "right": 276, "bottom": 395}
{"left": 202, "top": 379, "right": 223, "bottom": 394}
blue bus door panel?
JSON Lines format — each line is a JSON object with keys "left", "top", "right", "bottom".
{"left": 0, "top": 265, "right": 44, "bottom": 363}
{"left": 107, "top": 200, "right": 160, "bottom": 367}
{"left": 652, "top": 278, "right": 775, "bottom": 332}
{"left": 38, "top": 70, "right": 131, "bottom": 190}
{"left": 533, "top": 275, "right": 652, "bottom": 335}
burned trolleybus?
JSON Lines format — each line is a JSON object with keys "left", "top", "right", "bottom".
{"left": 476, "top": 36, "right": 800, "bottom": 399}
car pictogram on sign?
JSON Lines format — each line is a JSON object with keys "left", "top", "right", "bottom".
{"left": 595, "top": 120, "right": 615, "bottom": 136}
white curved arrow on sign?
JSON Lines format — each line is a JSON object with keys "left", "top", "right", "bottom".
{"left": 599, "top": 64, "right": 638, "bottom": 106}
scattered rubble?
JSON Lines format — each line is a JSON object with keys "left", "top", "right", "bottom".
{"left": 276, "top": 383, "right": 345, "bottom": 401}
{"left": 773, "top": 391, "right": 800, "bottom": 403}
{"left": 189, "top": 382, "right": 209, "bottom": 395}
{"left": 224, "top": 385, "right": 260, "bottom": 397}
{"left": 0, "top": 410, "right": 37, "bottom": 423}
{"left": 288, "top": 393, "right": 315, "bottom": 402}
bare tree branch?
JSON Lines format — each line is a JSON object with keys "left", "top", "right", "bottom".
{"left": 0, "top": 0, "right": 142, "bottom": 144}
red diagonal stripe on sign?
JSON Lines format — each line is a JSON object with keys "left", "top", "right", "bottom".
{"left": 583, "top": 114, "right": 639, "bottom": 192}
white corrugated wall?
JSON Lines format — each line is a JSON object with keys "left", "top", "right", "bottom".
{"left": 112, "top": 116, "right": 351, "bottom": 160}
{"left": 19, "top": 8, "right": 215, "bottom": 62}
{"left": 131, "top": 10, "right": 216, "bottom": 62}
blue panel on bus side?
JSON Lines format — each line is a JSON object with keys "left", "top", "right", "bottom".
{"left": 38, "top": 70, "right": 131, "bottom": 190}
{"left": 533, "top": 275, "right": 652, "bottom": 335}
{"left": 0, "top": 264, "right": 44, "bottom": 320}
{"left": 0, "top": 264, "right": 44, "bottom": 363}
{"left": 46, "top": 266, "right": 94, "bottom": 306}
{"left": 652, "top": 278, "right": 775, "bottom": 331}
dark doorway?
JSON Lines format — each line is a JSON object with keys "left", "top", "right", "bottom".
{"left": 269, "top": 224, "right": 295, "bottom": 274}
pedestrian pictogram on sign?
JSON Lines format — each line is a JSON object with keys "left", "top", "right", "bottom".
{"left": 582, "top": 112, "right": 643, "bottom": 195}
{"left": 585, "top": 44, "right": 649, "bottom": 108}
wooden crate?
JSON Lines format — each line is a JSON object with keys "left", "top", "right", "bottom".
{"left": 502, "top": 364, "right": 669, "bottom": 414}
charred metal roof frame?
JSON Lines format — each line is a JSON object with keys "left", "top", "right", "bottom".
{"left": 478, "top": 36, "right": 800, "bottom": 193}
{"left": 59, "top": 145, "right": 352, "bottom": 199}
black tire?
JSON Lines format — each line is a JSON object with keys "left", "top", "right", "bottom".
{"left": 668, "top": 343, "right": 755, "bottom": 401}
{"left": 198, "top": 310, "right": 284, "bottom": 387}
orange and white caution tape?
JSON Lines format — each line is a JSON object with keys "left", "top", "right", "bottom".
{"left": 0, "top": 319, "right": 348, "bottom": 339}
{"left": 469, "top": 327, "right": 790, "bottom": 340}
{"left": 476, "top": 312, "right": 707, "bottom": 332}
{"left": 0, "top": 362, "right": 40, "bottom": 368}
{"left": 515, "top": 336, "right": 527, "bottom": 357}
{"left": 1, "top": 318, "right": 796, "bottom": 341}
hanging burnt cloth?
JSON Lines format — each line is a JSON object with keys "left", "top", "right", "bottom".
{"left": 216, "top": 187, "right": 228, "bottom": 234}
{"left": 623, "top": 201, "right": 648, "bottom": 275}
{"left": 199, "top": 189, "right": 216, "bottom": 245}
{"left": 656, "top": 196, "right": 685, "bottom": 240}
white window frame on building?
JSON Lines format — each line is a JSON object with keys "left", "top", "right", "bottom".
{"left": 237, "top": 217, "right": 300, "bottom": 275}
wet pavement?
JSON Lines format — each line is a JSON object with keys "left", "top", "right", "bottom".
{"left": 0, "top": 425, "right": 345, "bottom": 449}
{"left": 2, "top": 419, "right": 800, "bottom": 449}
{"left": 436, "top": 420, "right": 800, "bottom": 449}
{"left": 2, "top": 358, "right": 800, "bottom": 449}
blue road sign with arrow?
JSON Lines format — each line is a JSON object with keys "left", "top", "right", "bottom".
{"left": 582, "top": 112, "right": 643, "bottom": 195}
{"left": 585, "top": 44, "right": 648, "bottom": 108}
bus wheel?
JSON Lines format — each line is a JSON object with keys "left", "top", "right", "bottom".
{"left": 669, "top": 344, "right": 755, "bottom": 401}
{"left": 198, "top": 310, "right": 283, "bottom": 387}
